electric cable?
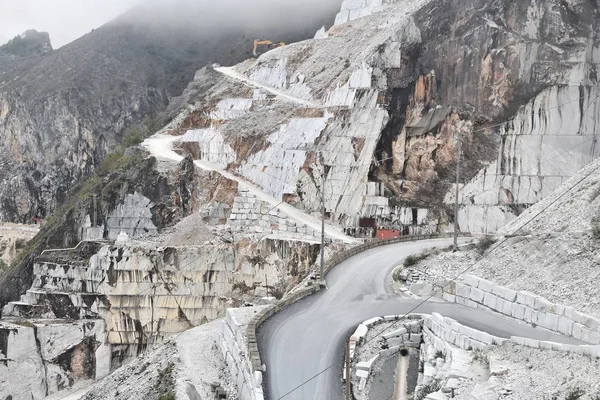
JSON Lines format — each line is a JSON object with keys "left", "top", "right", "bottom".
{"left": 275, "top": 161, "right": 600, "bottom": 399}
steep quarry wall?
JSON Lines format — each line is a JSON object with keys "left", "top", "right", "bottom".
{"left": 164, "top": 0, "right": 600, "bottom": 237}
{"left": 168, "top": 2, "right": 440, "bottom": 237}
{"left": 453, "top": 85, "right": 600, "bottom": 232}
{"left": 3, "top": 236, "right": 321, "bottom": 359}
{"left": 404, "top": 0, "right": 600, "bottom": 233}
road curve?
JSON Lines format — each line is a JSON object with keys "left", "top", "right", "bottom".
{"left": 258, "top": 239, "right": 583, "bottom": 400}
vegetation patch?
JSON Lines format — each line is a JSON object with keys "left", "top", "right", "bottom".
{"left": 591, "top": 216, "right": 600, "bottom": 239}
{"left": 565, "top": 387, "right": 585, "bottom": 400}
{"left": 403, "top": 252, "right": 431, "bottom": 268}
{"left": 471, "top": 348, "right": 489, "bottom": 367}
{"left": 155, "top": 362, "right": 176, "bottom": 400}
{"left": 476, "top": 236, "right": 496, "bottom": 255}
{"left": 412, "top": 378, "right": 442, "bottom": 400}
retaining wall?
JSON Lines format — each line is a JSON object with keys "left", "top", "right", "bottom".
{"left": 219, "top": 308, "right": 267, "bottom": 400}
{"left": 223, "top": 234, "right": 469, "bottom": 400}
{"left": 246, "top": 234, "right": 469, "bottom": 373}
{"left": 441, "top": 274, "right": 600, "bottom": 345}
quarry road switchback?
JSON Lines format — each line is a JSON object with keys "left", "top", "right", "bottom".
{"left": 258, "top": 239, "right": 584, "bottom": 400}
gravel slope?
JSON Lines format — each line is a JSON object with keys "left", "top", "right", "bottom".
{"left": 418, "top": 158, "right": 600, "bottom": 316}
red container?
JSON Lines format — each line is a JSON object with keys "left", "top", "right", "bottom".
{"left": 376, "top": 229, "right": 400, "bottom": 240}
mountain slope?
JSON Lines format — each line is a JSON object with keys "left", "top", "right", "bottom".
{"left": 0, "top": 0, "right": 342, "bottom": 223}
{"left": 153, "top": 0, "right": 600, "bottom": 238}
{"left": 418, "top": 156, "right": 600, "bottom": 316}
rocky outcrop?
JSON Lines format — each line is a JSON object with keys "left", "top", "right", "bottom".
{"left": 0, "top": 150, "right": 194, "bottom": 309}
{"left": 0, "top": 30, "right": 52, "bottom": 56}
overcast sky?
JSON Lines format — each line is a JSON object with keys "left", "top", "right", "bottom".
{"left": 0, "top": 0, "right": 145, "bottom": 48}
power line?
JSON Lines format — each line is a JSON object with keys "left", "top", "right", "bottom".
{"left": 14, "top": 86, "right": 600, "bottom": 396}
{"left": 276, "top": 161, "right": 600, "bottom": 399}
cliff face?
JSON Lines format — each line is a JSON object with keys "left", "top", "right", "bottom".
{"left": 0, "top": 0, "right": 342, "bottom": 224}
{"left": 162, "top": 0, "right": 600, "bottom": 235}
{"left": 0, "top": 145, "right": 331, "bottom": 398}
{"left": 410, "top": 0, "right": 600, "bottom": 232}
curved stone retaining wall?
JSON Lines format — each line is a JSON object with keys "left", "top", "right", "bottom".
{"left": 236, "top": 233, "right": 471, "bottom": 400}
{"left": 442, "top": 274, "right": 600, "bottom": 345}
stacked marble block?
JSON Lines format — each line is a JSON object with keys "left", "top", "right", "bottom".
{"left": 423, "top": 313, "right": 506, "bottom": 353}
{"left": 229, "top": 190, "right": 321, "bottom": 241}
{"left": 442, "top": 275, "right": 600, "bottom": 344}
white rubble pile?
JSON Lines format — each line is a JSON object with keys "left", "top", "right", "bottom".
{"left": 452, "top": 343, "right": 600, "bottom": 400}
{"left": 417, "top": 158, "right": 600, "bottom": 316}
{"left": 82, "top": 320, "right": 236, "bottom": 400}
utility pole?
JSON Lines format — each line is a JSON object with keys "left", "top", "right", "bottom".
{"left": 453, "top": 133, "right": 462, "bottom": 251}
{"left": 319, "top": 152, "right": 326, "bottom": 286}
{"left": 345, "top": 339, "right": 351, "bottom": 400}
{"left": 93, "top": 194, "right": 97, "bottom": 227}
{"left": 265, "top": 273, "right": 269, "bottom": 298}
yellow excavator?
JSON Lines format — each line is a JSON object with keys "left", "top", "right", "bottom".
{"left": 253, "top": 40, "right": 286, "bottom": 57}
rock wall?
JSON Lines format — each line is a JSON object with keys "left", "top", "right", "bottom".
{"left": 219, "top": 308, "right": 266, "bottom": 400}
{"left": 0, "top": 319, "right": 110, "bottom": 400}
{"left": 452, "top": 85, "right": 600, "bottom": 233}
{"left": 441, "top": 274, "right": 600, "bottom": 344}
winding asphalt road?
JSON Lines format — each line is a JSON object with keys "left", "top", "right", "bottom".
{"left": 258, "top": 239, "right": 583, "bottom": 400}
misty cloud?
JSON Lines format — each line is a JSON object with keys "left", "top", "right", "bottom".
{"left": 0, "top": 0, "right": 143, "bottom": 47}
{"left": 0, "top": 0, "right": 344, "bottom": 48}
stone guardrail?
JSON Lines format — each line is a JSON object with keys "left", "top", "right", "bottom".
{"left": 441, "top": 274, "right": 600, "bottom": 345}
{"left": 40, "top": 241, "right": 86, "bottom": 255}
{"left": 0, "top": 226, "right": 40, "bottom": 233}
{"left": 245, "top": 233, "right": 472, "bottom": 373}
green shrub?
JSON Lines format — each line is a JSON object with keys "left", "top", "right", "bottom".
{"left": 476, "top": 236, "right": 496, "bottom": 255}
{"left": 158, "top": 393, "right": 175, "bottom": 400}
{"left": 566, "top": 388, "right": 585, "bottom": 400}
{"left": 404, "top": 255, "right": 418, "bottom": 267}
{"left": 592, "top": 217, "right": 600, "bottom": 239}
{"left": 412, "top": 379, "right": 442, "bottom": 400}
{"left": 121, "top": 126, "right": 145, "bottom": 148}
{"left": 403, "top": 252, "right": 430, "bottom": 268}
